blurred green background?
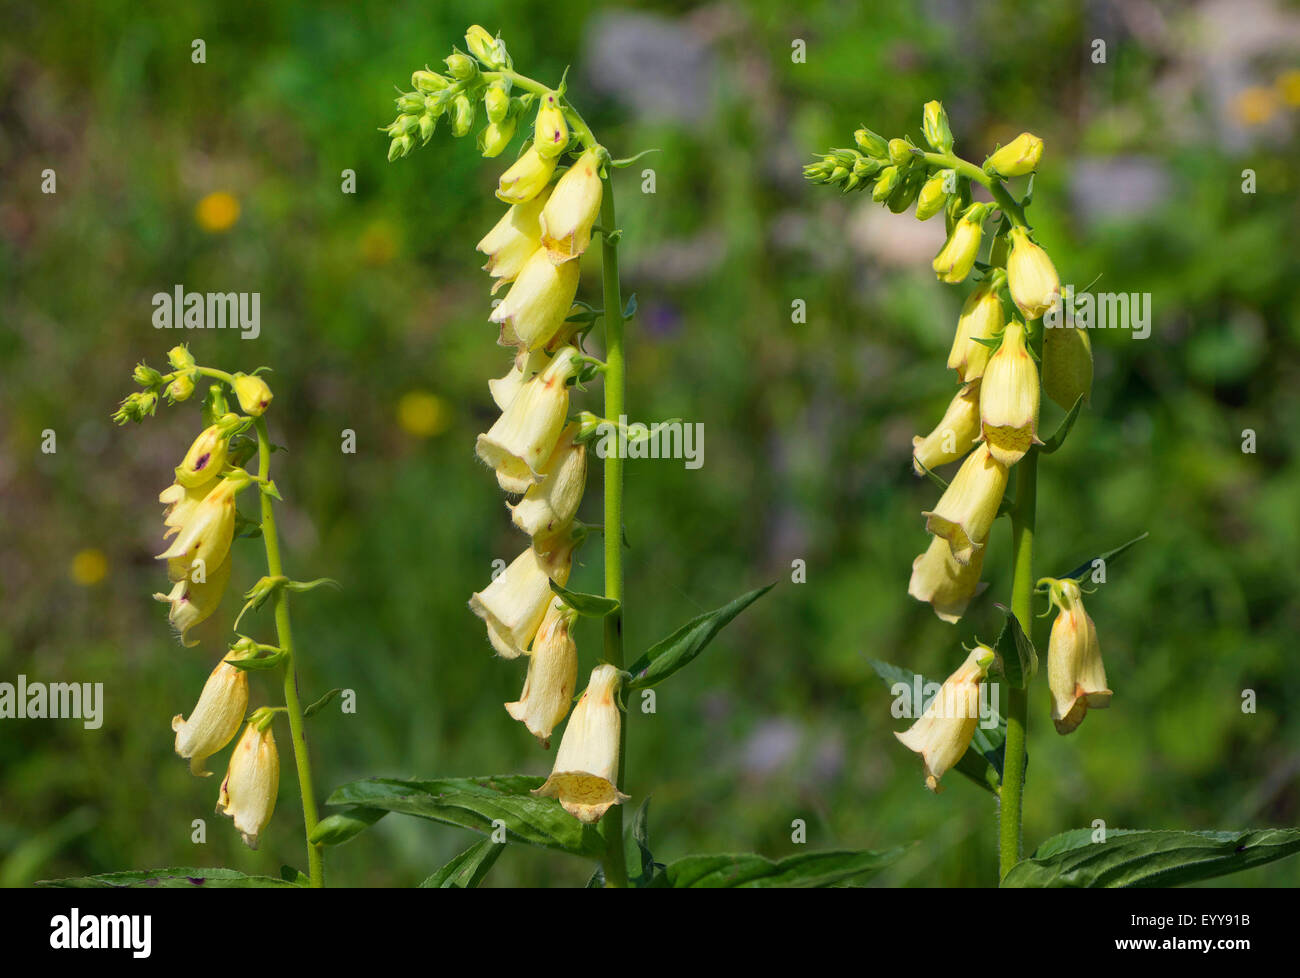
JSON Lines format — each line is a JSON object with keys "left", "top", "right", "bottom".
{"left": 3, "top": 0, "right": 1299, "bottom": 887}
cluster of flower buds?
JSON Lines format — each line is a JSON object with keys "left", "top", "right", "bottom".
{"left": 115, "top": 348, "right": 282, "bottom": 846}
{"left": 415, "top": 28, "right": 627, "bottom": 824}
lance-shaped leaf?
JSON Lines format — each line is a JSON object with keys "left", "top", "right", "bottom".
{"left": 992, "top": 604, "right": 1037, "bottom": 689}
{"left": 326, "top": 775, "right": 604, "bottom": 858}
{"left": 661, "top": 845, "right": 911, "bottom": 888}
{"left": 1002, "top": 828, "right": 1300, "bottom": 888}
{"left": 419, "top": 838, "right": 506, "bottom": 888}
{"left": 628, "top": 797, "right": 664, "bottom": 887}
{"left": 870, "top": 659, "right": 1006, "bottom": 793}
{"left": 304, "top": 688, "right": 344, "bottom": 718}
{"left": 1038, "top": 393, "right": 1084, "bottom": 455}
{"left": 550, "top": 579, "right": 619, "bottom": 618}
{"left": 1056, "top": 531, "right": 1149, "bottom": 583}
{"left": 36, "top": 867, "right": 300, "bottom": 888}
{"left": 625, "top": 584, "right": 774, "bottom": 690}
{"left": 310, "top": 806, "right": 387, "bottom": 847}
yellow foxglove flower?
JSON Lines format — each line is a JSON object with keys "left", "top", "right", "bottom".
{"left": 913, "top": 381, "right": 981, "bottom": 475}
{"left": 895, "top": 645, "right": 995, "bottom": 791}
{"left": 533, "top": 91, "right": 569, "bottom": 158}
{"left": 489, "top": 247, "right": 581, "bottom": 352}
{"left": 980, "top": 319, "right": 1041, "bottom": 467}
{"left": 948, "top": 281, "right": 1002, "bottom": 382}
{"left": 1045, "top": 578, "right": 1111, "bottom": 735}
{"left": 533, "top": 664, "right": 629, "bottom": 822}
{"left": 232, "top": 373, "right": 273, "bottom": 416}
{"left": 153, "top": 553, "right": 232, "bottom": 646}
{"left": 477, "top": 188, "right": 552, "bottom": 294}
{"left": 984, "top": 132, "right": 1043, "bottom": 178}
{"left": 469, "top": 534, "right": 577, "bottom": 659}
{"left": 172, "top": 653, "right": 249, "bottom": 775}
{"left": 174, "top": 421, "right": 233, "bottom": 489}
{"left": 217, "top": 719, "right": 279, "bottom": 849}
{"left": 156, "top": 473, "right": 248, "bottom": 580}
{"left": 539, "top": 148, "right": 603, "bottom": 263}
{"left": 1006, "top": 227, "right": 1060, "bottom": 320}
{"left": 476, "top": 346, "right": 581, "bottom": 493}
{"left": 505, "top": 598, "right": 579, "bottom": 745}
{"left": 932, "top": 205, "right": 986, "bottom": 283}
{"left": 908, "top": 535, "right": 987, "bottom": 624}
{"left": 488, "top": 346, "right": 551, "bottom": 411}
{"left": 1042, "top": 322, "right": 1092, "bottom": 411}
{"left": 510, "top": 423, "right": 586, "bottom": 538}
{"left": 922, "top": 442, "right": 1008, "bottom": 565}
{"left": 496, "top": 144, "right": 558, "bottom": 204}
{"left": 161, "top": 479, "right": 217, "bottom": 540}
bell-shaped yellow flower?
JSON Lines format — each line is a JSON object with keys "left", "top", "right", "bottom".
{"left": 1006, "top": 227, "right": 1060, "bottom": 320}
{"left": 533, "top": 663, "right": 629, "bottom": 822}
{"left": 217, "top": 717, "right": 279, "bottom": 849}
{"left": 1044, "top": 578, "right": 1111, "bottom": 735}
{"left": 984, "top": 132, "right": 1043, "bottom": 178}
{"left": 488, "top": 347, "right": 549, "bottom": 411}
{"left": 232, "top": 373, "right": 273, "bottom": 416}
{"left": 532, "top": 91, "right": 569, "bottom": 158}
{"left": 476, "top": 346, "right": 581, "bottom": 493}
{"left": 922, "top": 443, "right": 1008, "bottom": 565}
{"left": 932, "top": 205, "right": 986, "bottom": 283}
{"left": 505, "top": 598, "right": 579, "bottom": 745}
{"left": 509, "top": 424, "right": 586, "bottom": 538}
{"left": 913, "top": 381, "right": 981, "bottom": 475}
{"left": 908, "top": 531, "right": 988, "bottom": 624}
{"left": 980, "top": 319, "right": 1041, "bottom": 467}
{"left": 161, "top": 478, "right": 217, "bottom": 541}
{"left": 948, "top": 281, "right": 1002, "bottom": 382}
{"left": 477, "top": 189, "right": 551, "bottom": 295}
{"left": 174, "top": 421, "right": 232, "bottom": 489}
{"left": 469, "top": 533, "right": 577, "bottom": 659}
{"left": 153, "top": 553, "right": 232, "bottom": 646}
{"left": 172, "top": 654, "right": 249, "bottom": 775}
{"left": 156, "top": 473, "right": 248, "bottom": 581}
{"left": 895, "top": 645, "right": 995, "bottom": 791}
{"left": 496, "top": 144, "right": 558, "bottom": 204}
{"left": 489, "top": 248, "right": 581, "bottom": 352}
{"left": 539, "top": 148, "right": 603, "bottom": 263}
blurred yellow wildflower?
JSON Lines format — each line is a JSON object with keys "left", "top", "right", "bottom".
{"left": 195, "top": 192, "right": 241, "bottom": 233}
{"left": 70, "top": 548, "right": 108, "bottom": 586}
{"left": 1276, "top": 70, "right": 1300, "bottom": 108}
{"left": 397, "top": 391, "right": 450, "bottom": 438}
{"left": 1232, "top": 87, "right": 1278, "bottom": 127}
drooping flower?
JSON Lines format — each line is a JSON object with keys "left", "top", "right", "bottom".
{"left": 980, "top": 319, "right": 1041, "bottom": 467}
{"left": 153, "top": 553, "right": 232, "bottom": 646}
{"left": 505, "top": 598, "right": 579, "bottom": 745}
{"left": 1044, "top": 578, "right": 1111, "bottom": 735}
{"left": 476, "top": 346, "right": 581, "bottom": 493}
{"left": 895, "top": 645, "right": 995, "bottom": 791}
{"left": 533, "top": 664, "right": 629, "bottom": 822}
{"left": 496, "top": 144, "right": 558, "bottom": 204}
{"left": 907, "top": 535, "right": 987, "bottom": 624}
{"left": 913, "top": 381, "right": 981, "bottom": 475}
{"left": 489, "top": 248, "right": 581, "bottom": 352}
{"left": 156, "top": 473, "right": 249, "bottom": 582}
{"left": 1006, "top": 227, "right": 1060, "bottom": 320}
{"left": 932, "top": 204, "right": 987, "bottom": 283}
{"left": 477, "top": 189, "right": 552, "bottom": 294}
{"left": 948, "top": 281, "right": 1003, "bottom": 382}
{"left": 172, "top": 653, "right": 249, "bottom": 775}
{"left": 509, "top": 423, "right": 586, "bottom": 538}
{"left": 922, "top": 443, "right": 1008, "bottom": 565}
{"left": 217, "top": 718, "right": 279, "bottom": 849}
{"left": 539, "top": 148, "right": 603, "bottom": 263}
{"left": 469, "top": 530, "right": 578, "bottom": 659}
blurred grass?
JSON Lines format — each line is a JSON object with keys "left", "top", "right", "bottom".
{"left": 2, "top": 0, "right": 1298, "bottom": 887}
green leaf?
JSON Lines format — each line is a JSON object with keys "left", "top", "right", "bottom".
{"left": 286, "top": 577, "right": 342, "bottom": 594}
{"left": 35, "top": 867, "right": 300, "bottom": 888}
{"left": 309, "top": 806, "right": 387, "bottom": 847}
{"left": 993, "top": 604, "right": 1037, "bottom": 689}
{"left": 663, "top": 846, "right": 910, "bottom": 888}
{"left": 419, "top": 838, "right": 505, "bottom": 888}
{"left": 912, "top": 455, "right": 949, "bottom": 492}
{"left": 869, "top": 659, "right": 1006, "bottom": 794}
{"left": 550, "top": 579, "right": 620, "bottom": 618}
{"left": 326, "top": 775, "right": 604, "bottom": 858}
{"left": 622, "top": 293, "right": 638, "bottom": 320}
{"left": 1039, "top": 393, "right": 1084, "bottom": 455}
{"left": 628, "top": 797, "right": 664, "bottom": 886}
{"left": 1002, "top": 829, "right": 1300, "bottom": 888}
{"left": 227, "top": 650, "right": 287, "bottom": 671}
{"left": 1057, "top": 531, "right": 1150, "bottom": 583}
{"left": 304, "top": 687, "right": 344, "bottom": 718}
{"left": 279, "top": 865, "right": 310, "bottom": 885}
{"left": 626, "top": 584, "right": 774, "bottom": 690}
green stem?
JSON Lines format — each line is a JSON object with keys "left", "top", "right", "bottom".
{"left": 919, "top": 151, "right": 1027, "bottom": 227}
{"left": 597, "top": 171, "right": 629, "bottom": 890}
{"left": 254, "top": 417, "right": 325, "bottom": 888}
{"left": 998, "top": 322, "right": 1042, "bottom": 882}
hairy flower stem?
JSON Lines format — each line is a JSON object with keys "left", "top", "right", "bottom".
{"left": 597, "top": 175, "right": 630, "bottom": 889}
{"left": 255, "top": 417, "right": 324, "bottom": 888}
{"left": 998, "top": 322, "right": 1042, "bottom": 881}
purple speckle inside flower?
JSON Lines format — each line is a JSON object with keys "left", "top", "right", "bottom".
{"left": 194, "top": 452, "right": 210, "bottom": 471}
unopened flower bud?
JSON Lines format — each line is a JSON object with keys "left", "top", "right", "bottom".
{"left": 172, "top": 654, "right": 249, "bottom": 775}
{"left": 217, "top": 718, "right": 279, "bottom": 849}
{"left": 888, "top": 138, "right": 912, "bottom": 166}
{"left": 175, "top": 419, "right": 235, "bottom": 489}
{"left": 477, "top": 189, "right": 550, "bottom": 293}
{"left": 913, "top": 381, "right": 981, "bottom": 474}
{"left": 895, "top": 645, "right": 995, "bottom": 791}
{"left": 922, "top": 100, "right": 954, "bottom": 152}
{"left": 388, "top": 134, "right": 413, "bottom": 162}
{"left": 1044, "top": 578, "right": 1110, "bottom": 734}
{"left": 496, "top": 145, "right": 559, "bottom": 205}
{"left": 948, "top": 279, "right": 1003, "bottom": 382}
{"left": 932, "top": 204, "right": 987, "bottom": 283}
{"left": 505, "top": 598, "right": 579, "bottom": 745}
{"left": 397, "top": 92, "right": 425, "bottom": 114}
{"left": 232, "top": 372, "right": 273, "bottom": 416}
{"left": 533, "top": 91, "right": 569, "bottom": 158}
{"left": 871, "top": 165, "right": 900, "bottom": 202}
{"left": 469, "top": 533, "right": 577, "bottom": 658}
{"left": 984, "top": 132, "right": 1043, "bottom": 178}
{"left": 539, "top": 148, "right": 603, "bottom": 264}
{"left": 914, "top": 171, "right": 949, "bottom": 221}
{"left": 510, "top": 423, "right": 586, "bottom": 537}
{"left": 908, "top": 535, "right": 987, "bottom": 624}
{"left": 887, "top": 167, "right": 926, "bottom": 214}
{"left": 466, "top": 25, "right": 509, "bottom": 69}
{"left": 489, "top": 248, "right": 580, "bottom": 352}
{"left": 167, "top": 345, "right": 197, "bottom": 371}
{"left": 476, "top": 347, "right": 582, "bottom": 492}
{"left": 412, "top": 70, "right": 448, "bottom": 94}
{"left": 164, "top": 373, "right": 195, "bottom": 403}
{"left": 1042, "top": 321, "right": 1092, "bottom": 410}
{"left": 479, "top": 118, "right": 517, "bottom": 157}
{"left": 484, "top": 82, "right": 511, "bottom": 124}
{"left": 922, "top": 442, "right": 1008, "bottom": 565}
{"left": 980, "top": 319, "right": 1041, "bottom": 466}
{"left": 444, "top": 51, "right": 477, "bottom": 81}
{"left": 533, "top": 664, "right": 629, "bottom": 822}
{"left": 134, "top": 362, "right": 163, "bottom": 387}
{"left": 451, "top": 94, "right": 475, "bottom": 137}
{"left": 1006, "top": 227, "right": 1060, "bottom": 320}
{"left": 854, "top": 127, "right": 890, "bottom": 159}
